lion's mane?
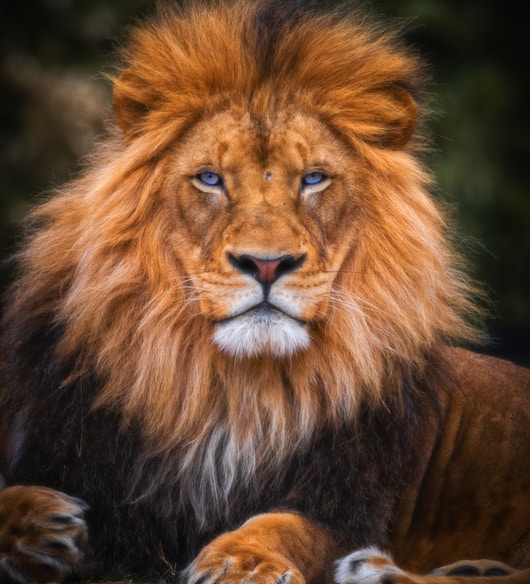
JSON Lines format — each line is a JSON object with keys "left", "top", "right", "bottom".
{"left": 2, "top": 0, "right": 480, "bottom": 523}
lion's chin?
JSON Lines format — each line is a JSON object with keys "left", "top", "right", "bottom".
{"left": 212, "top": 307, "right": 310, "bottom": 358}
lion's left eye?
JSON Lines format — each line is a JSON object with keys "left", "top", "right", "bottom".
{"left": 302, "top": 171, "right": 326, "bottom": 186}
{"left": 300, "top": 171, "right": 330, "bottom": 196}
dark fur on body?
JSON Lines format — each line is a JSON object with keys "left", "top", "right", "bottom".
{"left": 1, "top": 319, "right": 443, "bottom": 576}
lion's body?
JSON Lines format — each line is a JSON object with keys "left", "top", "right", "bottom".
{"left": 392, "top": 351, "right": 530, "bottom": 572}
{"left": 1, "top": 1, "right": 529, "bottom": 583}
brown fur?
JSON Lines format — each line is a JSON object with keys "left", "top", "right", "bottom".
{"left": 1, "top": 1, "right": 529, "bottom": 583}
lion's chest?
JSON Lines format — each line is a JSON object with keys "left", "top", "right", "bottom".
{"left": 9, "top": 384, "right": 426, "bottom": 570}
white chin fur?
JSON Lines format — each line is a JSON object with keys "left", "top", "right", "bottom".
{"left": 213, "top": 310, "right": 310, "bottom": 358}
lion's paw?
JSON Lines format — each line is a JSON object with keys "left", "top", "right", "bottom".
{"left": 335, "top": 547, "right": 403, "bottom": 584}
{"left": 184, "top": 534, "right": 305, "bottom": 584}
{"left": 0, "top": 485, "right": 88, "bottom": 584}
{"left": 428, "top": 558, "right": 516, "bottom": 577}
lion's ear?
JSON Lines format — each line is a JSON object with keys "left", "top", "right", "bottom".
{"left": 377, "top": 84, "right": 418, "bottom": 149}
{"left": 112, "top": 70, "right": 152, "bottom": 137}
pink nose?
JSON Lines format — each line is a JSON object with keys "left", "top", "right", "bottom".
{"left": 228, "top": 253, "right": 305, "bottom": 285}
{"left": 249, "top": 257, "right": 283, "bottom": 283}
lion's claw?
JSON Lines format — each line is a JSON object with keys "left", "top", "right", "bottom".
{"left": 0, "top": 485, "right": 88, "bottom": 583}
{"left": 185, "top": 550, "right": 304, "bottom": 584}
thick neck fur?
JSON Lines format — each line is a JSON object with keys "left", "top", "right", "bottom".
{"left": 102, "top": 309, "right": 426, "bottom": 525}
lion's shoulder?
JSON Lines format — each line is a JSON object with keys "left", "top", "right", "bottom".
{"left": 448, "top": 347, "right": 530, "bottom": 397}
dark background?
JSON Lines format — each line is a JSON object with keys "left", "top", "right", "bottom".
{"left": 1, "top": 0, "right": 529, "bottom": 366}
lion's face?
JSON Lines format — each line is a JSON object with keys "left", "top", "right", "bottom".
{"left": 163, "top": 108, "right": 363, "bottom": 357}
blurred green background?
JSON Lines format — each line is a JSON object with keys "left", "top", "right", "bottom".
{"left": 1, "top": 0, "right": 529, "bottom": 365}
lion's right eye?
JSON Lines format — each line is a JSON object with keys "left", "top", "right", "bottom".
{"left": 197, "top": 171, "right": 223, "bottom": 187}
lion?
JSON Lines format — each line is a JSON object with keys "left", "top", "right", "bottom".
{"left": 1, "top": 1, "right": 529, "bottom": 583}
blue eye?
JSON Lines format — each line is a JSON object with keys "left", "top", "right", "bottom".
{"left": 197, "top": 171, "right": 222, "bottom": 187}
{"left": 302, "top": 171, "right": 326, "bottom": 186}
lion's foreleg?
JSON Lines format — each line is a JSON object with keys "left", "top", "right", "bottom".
{"left": 183, "top": 512, "right": 339, "bottom": 584}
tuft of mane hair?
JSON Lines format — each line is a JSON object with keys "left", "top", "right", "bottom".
{"left": 2, "top": 0, "right": 481, "bottom": 524}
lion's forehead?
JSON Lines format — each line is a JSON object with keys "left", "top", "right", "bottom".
{"left": 175, "top": 109, "right": 349, "bottom": 180}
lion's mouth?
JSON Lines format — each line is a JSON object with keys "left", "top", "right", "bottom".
{"left": 212, "top": 302, "right": 310, "bottom": 357}
{"left": 220, "top": 301, "right": 306, "bottom": 326}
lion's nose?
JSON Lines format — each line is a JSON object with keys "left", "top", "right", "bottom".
{"left": 228, "top": 253, "right": 305, "bottom": 285}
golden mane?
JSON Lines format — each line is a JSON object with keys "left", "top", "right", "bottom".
{"left": 9, "top": 0, "right": 480, "bottom": 521}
